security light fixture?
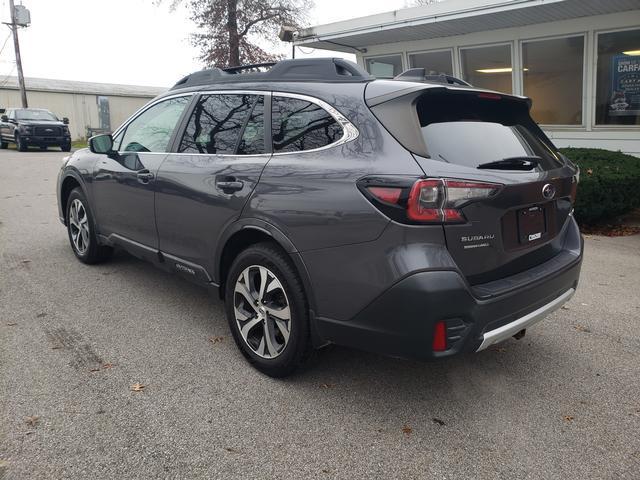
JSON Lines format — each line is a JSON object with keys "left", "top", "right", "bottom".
{"left": 622, "top": 49, "right": 640, "bottom": 56}
{"left": 476, "top": 67, "right": 528, "bottom": 73}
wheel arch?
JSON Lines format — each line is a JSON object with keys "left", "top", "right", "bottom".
{"left": 59, "top": 172, "right": 87, "bottom": 224}
{"left": 215, "top": 220, "right": 317, "bottom": 314}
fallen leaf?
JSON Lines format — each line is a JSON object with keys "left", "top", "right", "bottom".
{"left": 321, "top": 469, "right": 331, "bottom": 474}
{"left": 36, "top": 312, "right": 47, "bottom": 318}
{"left": 224, "top": 447, "right": 241, "bottom": 454}
{"left": 209, "top": 336, "right": 224, "bottom": 344}
{"left": 402, "top": 425, "right": 412, "bottom": 436}
{"left": 24, "top": 416, "right": 39, "bottom": 427}
{"left": 102, "top": 363, "right": 114, "bottom": 369}
{"left": 320, "top": 383, "right": 335, "bottom": 389}
{"left": 131, "top": 383, "right": 145, "bottom": 392}
{"left": 561, "top": 305, "right": 570, "bottom": 310}
{"left": 564, "top": 415, "right": 574, "bottom": 422}
{"left": 432, "top": 418, "right": 446, "bottom": 426}
{"left": 21, "top": 259, "right": 31, "bottom": 264}
{"left": 51, "top": 345, "right": 62, "bottom": 350}
{"left": 574, "top": 324, "right": 591, "bottom": 333}
{"left": 6, "top": 323, "right": 17, "bottom": 326}
{"left": 489, "top": 346, "right": 507, "bottom": 353}
{"left": 89, "top": 367, "right": 101, "bottom": 373}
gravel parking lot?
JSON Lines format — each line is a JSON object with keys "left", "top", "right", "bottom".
{"left": 1, "top": 149, "right": 639, "bottom": 479}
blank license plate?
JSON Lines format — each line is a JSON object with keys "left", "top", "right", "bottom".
{"left": 518, "top": 206, "right": 546, "bottom": 244}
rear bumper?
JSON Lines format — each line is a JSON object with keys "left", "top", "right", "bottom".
{"left": 316, "top": 227, "right": 583, "bottom": 361}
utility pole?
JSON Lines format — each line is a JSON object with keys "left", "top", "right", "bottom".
{"left": 9, "top": 0, "right": 27, "bottom": 107}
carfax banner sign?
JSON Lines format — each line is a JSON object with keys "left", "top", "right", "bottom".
{"left": 609, "top": 54, "right": 640, "bottom": 117}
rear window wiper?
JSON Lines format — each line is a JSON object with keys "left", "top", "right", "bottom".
{"left": 477, "top": 156, "right": 541, "bottom": 171}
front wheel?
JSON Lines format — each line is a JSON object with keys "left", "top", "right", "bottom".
{"left": 66, "top": 188, "right": 112, "bottom": 264}
{"left": 16, "top": 134, "right": 27, "bottom": 152}
{"left": 225, "top": 243, "right": 312, "bottom": 377}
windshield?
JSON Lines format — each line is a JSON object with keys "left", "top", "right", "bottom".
{"left": 16, "top": 109, "right": 58, "bottom": 121}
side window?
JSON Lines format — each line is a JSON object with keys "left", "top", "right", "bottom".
{"left": 119, "top": 96, "right": 190, "bottom": 153}
{"left": 8, "top": 110, "right": 15, "bottom": 120}
{"left": 179, "top": 94, "right": 258, "bottom": 154}
{"left": 237, "top": 97, "right": 265, "bottom": 155}
{"left": 271, "top": 97, "right": 343, "bottom": 153}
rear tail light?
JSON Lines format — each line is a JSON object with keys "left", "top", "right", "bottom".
{"left": 365, "top": 177, "right": 501, "bottom": 224}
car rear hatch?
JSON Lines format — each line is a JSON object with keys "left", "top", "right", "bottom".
{"left": 365, "top": 82, "right": 579, "bottom": 285}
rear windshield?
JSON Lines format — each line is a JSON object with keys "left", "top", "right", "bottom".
{"left": 417, "top": 92, "right": 563, "bottom": 170}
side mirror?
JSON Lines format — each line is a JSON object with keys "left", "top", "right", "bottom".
{"left": 62, "top": 117, "right": 69, "bottom": 125}
{"left": 89, "top": 134, "right": 115, "bottom": 155}
{"left": 1, "top": 115, "right": 8, "bottom": 122}
{"left": 0, "top": 108, "right": 5, "bottom": 114}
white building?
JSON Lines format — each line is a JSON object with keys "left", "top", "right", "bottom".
{"left": 297, "top": 0, "right": 640, "bottom": 156}
{"left": 0, "top": 77, "right": 165, "bottom": 140}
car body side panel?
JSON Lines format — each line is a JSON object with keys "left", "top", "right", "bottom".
{"left": 154, "top": 153, "right": 271, "bottom": 276}
{"left": 242, "top": 83, "right": 425, "bottom": 252}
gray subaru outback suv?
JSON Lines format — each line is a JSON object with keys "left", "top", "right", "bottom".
{"left": 57, "top": 58, "right": 583, "bottom": 377}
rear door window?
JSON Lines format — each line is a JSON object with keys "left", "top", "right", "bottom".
{"left": 271, "top": 97, "right": 343, "bottom": 153}
{"left": 179, "top": 94, "right": 260, "bottom": 154}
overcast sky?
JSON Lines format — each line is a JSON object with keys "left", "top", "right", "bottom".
{"left": 0, "top": 0, "right": 411, "bottom": 87}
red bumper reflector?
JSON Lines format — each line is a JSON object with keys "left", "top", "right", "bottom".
{"left": 433, "top": 321, "right": 447, "bottom": 352}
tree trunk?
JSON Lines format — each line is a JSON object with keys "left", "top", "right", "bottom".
{"left": 227, "top": 0, "right": 240, "bottom": 67}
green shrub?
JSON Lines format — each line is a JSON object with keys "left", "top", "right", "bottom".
{"left": 559, "top": 148, "right": 640, "bottom": 225}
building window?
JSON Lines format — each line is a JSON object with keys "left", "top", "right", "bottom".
{"left": 365, "top": 55, "right": 403, "bottom": 78}
{"left": 596, "top": 29, "right": 640, "bottom": 126}
{"left": 460, "top": 44, "right": 512, "bottom": 93}
{"left": 522, "top": 36, "right": 584, "bottom": 125}
{"left": 408, "top": 50, "right": 453, "bottom": 75}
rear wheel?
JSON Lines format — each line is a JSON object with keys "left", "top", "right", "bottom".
{"left": 224, "top": 243, "right": 311, "bottom": 377}
{"left": 61, "top": 142, "right": 71, "bottom": 152}
{"left": 66, "top": 188, "right": 112, "bottom": 264}
{"left": 16, "top": 134, "right": 27, "bottom": 152}
{"left": 40, "top": 145, "right": 47, "bottom": 151}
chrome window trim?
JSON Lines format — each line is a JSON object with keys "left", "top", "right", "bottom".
{"left": 112, "top": 90, "right": 359, "bottom": 157}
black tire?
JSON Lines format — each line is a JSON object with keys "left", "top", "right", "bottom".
{"left": 224, "top": 242, "right": 312, "bottom": 377}
{"left": 16, "top": 134, "right": 27, "bottom": 152}
{"left": 66, "top": 187, "right": 112, "bottom": 264}
{"left": 61, "top": 143, "right": 71, "bottom": 152}
{"left": 0, "top": 141, "right": 7, "bottom": 149}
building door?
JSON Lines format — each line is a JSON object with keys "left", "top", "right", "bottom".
{"left": 96, "top": 96, "right": 111, "bottom": 130}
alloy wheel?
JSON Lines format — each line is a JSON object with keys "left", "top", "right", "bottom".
{"left": 233, "top": 265, "right": 291, "bottom": 359}
{"left": 69, "top": 198, "right": 90, "bottom": 255}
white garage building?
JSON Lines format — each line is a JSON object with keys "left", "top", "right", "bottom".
{"left": 296, "top": 0, "right": 640, "bottom": 156}
{"left": 0, "top": 77, "right": 165, "bottom": 140}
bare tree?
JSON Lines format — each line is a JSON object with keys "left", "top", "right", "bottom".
{"left": 162, "top": 0, "right": 311, "bottom": 68}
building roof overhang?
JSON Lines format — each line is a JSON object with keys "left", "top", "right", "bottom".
{"left": 296, "top": 0, "right": 640, "bottom": 53}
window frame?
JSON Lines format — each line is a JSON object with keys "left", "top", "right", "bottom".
{"left": 407, "top": 48, "right": 454, "bottom": 76}
{"left": 518, "top": 32, "right": 588, "bottom": 129}
{"left": 362, "top": 53, "right": 405, "bottom": 78}
{"left": 593, "top": 26, "right": 640, "bottom": 131}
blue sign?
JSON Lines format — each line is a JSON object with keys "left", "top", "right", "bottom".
{"left": 609, "top": 54, "right": 640, "bottom": 117}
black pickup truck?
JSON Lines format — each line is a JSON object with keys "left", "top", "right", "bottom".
{"left": 0, "top": 108, "right": 71, "bottom": 152}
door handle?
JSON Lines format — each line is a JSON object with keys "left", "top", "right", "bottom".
{"left": 216, "top": 177, "right": 244, "bottom": 192}
{"left": 137, "top": 170, "right": 154, "bottom": 184}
